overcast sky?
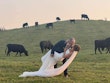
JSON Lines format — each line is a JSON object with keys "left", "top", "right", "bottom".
{"left": 0, "top": 0, "right": 110, "bottom": 29}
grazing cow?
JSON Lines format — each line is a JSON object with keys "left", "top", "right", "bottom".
{"left": 70, "top": 19, "right": 75, "bottom": 23}
{"left": 5, "top": 44, "right": 28, "bottom": 56}
{"left": 35, "top": 22, "right": 38, "bottom": 27}
{"left": 104, "top": 37, "right": 110, "bottom": 53}
{"left": 40, "top": 41, "right": 53, "bottom": 53}
{"left": 56, "top": 17, "right": 61, "bottom": 21}
{"left": 46, "top": 23, "right": 53, "bottom": 28}
{"left": 81, "top": 14, "right": 89, "bottom": 20}
{"left": 94, "top": 40, "right": 106, "bottom": 54}
{"left": 23, "top": 23, "right": 28, "bottom": 28}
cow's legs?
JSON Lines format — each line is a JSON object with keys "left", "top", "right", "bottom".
{"left": 98, "top": 48, "right": 102, "bottom": 54}
{"left": 15, "top": 52, "right": 18, "bottom": 56}
{"left": 20, "top": 53, "right": 22, "bottom": 56}
{"left": 95, "top": 47, "right": 97, "bottom": 54}
{"left": 106, "top": 47, "right": 110, "bottom": 54}
{"left": 41, "top": 48, "right": 44, "bottom": 53}
{"left": 109, "top": 47, "right": 110, "bottom": 53}
{"left": 7, "top": 51, "right": 10, "bottom": 56}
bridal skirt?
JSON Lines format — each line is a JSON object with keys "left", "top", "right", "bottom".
{"left": 19, "top": 50, "right": 78, "bottom": 77}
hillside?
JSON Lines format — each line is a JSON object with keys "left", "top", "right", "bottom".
{"left": 0, "top": 20, "right": 110, "bottom": 83}
{"left": 0, "top": 20, "right": 110, "bottom": 55}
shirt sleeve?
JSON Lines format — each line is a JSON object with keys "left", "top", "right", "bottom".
{"left": 51, "top": 40, "right": 66, "bottom": 54}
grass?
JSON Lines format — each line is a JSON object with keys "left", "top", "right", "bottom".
{"left": 0, "top": 20, "right": 110, "bottom": 83}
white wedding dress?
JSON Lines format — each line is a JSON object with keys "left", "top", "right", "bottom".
{"left": 19, "top": 50, "right": 78, "bottom": 77}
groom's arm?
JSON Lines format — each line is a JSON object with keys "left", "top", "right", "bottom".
{"left": 50, "top": 40, "right": 65, "bottom": 57}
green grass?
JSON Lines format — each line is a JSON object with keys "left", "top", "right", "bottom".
{"left": 0, "top": 20, "right": 110, "bottom": 83}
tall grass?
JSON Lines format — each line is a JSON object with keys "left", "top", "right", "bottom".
{"left": 0, "top": 20, "right": 110, "bottom": 83}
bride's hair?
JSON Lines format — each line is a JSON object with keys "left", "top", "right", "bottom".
{"left": 73, "top": 44, "right": 81, "bottom": 51}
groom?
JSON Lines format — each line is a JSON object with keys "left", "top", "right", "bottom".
{"left": 50, "top": 38, "right": 76, "bottom": 77}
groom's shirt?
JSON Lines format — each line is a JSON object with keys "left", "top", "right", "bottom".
{"left": 51, "top": 40, "right": 67, "bottom": 54}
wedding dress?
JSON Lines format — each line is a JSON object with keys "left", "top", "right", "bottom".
{"left": 19, "top": 50, "right": 78, "bottom": 77}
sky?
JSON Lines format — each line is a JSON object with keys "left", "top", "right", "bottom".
{"left": 0, "top": 0, "right": 110, "bottom": 29}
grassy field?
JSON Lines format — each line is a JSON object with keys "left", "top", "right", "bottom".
{"left": 0, "top": 20, "right": 110, "bottom": 83}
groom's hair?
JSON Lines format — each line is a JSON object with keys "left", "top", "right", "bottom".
{"left": 66, "top": 38, "right": 76, "bottom": 46}
{"left": 69, "top": 38, "right": 75, "bottom": 42}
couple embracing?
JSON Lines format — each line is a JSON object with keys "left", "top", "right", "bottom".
{"left": 19, "top": 38, "right": 80, "bottom": 77}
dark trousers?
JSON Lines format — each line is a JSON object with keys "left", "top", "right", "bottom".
{"left": 54, "top": 58, "right": 68, "bottom": 76}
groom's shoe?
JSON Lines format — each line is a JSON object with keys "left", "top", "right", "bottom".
{"left": 65, "top": 74, "right": 69, "bottom": 78}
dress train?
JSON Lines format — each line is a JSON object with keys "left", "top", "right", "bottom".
{"left": 19, "top": 50, "right": 78, "bottom": 77}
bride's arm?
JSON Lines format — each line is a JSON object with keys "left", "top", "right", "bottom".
{"left": 63, "top": 44, "right": 81, "bottom": 59}
{"left": 63, "top": 48, "right": 74, "bottom": 59}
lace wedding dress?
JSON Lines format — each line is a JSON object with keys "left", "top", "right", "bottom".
{"left": 19, "top": 50, "right": 78, "bottom": 77}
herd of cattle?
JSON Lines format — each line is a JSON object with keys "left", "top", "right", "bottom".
{"left": 22, "top": 19, "right": 75, "bottom": 29}
{"left": 22, "top": 14, "right": 89, "bottom": 28}
{"left": 5, "top": 41, "right": 53, "bottom": 56}
{"left": 3, "top": 13, "right": 94, "bottom": 56}
{"left": 5, "top": 37, "right": 110, "bottom": 56}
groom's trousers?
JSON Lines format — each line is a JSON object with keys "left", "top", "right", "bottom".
{"left": 54, "top": 58, "right": 68, "bottom": 77}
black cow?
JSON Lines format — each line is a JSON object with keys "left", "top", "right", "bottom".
{"left": 35, "top": 22, "right": 38, "bottom": 27}
{"left": 104, "top": 37, "right": 110, "bottom": 53}
{"left": 40, "top": 41, "right": 53, "bottom": 53}
{"left": 81, "top": 14, "right": 89, "bottom": 20}
{"left": 46, "top": 23, "right": 53, "bottom": 28}
{"left": 23, "top": 23, "right": 28, "bottom": 28}
{"left": 56, "top": 17, "right": 61, "bottom": 21}
{"left": 70, "top": 19, "right": 75, "bottom": 23}
{"left": 5, "top": 44, "right": 28, "bottom": 56}
{"left": 94, "top": 40, "right": 106, "bottom": 54}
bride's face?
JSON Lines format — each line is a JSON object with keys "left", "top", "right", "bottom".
{"left": 70, "top": 47, "right": 74, "bottom": 52}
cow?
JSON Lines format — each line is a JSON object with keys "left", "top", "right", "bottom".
{"left": 81, "top": 14, "right": 89, "bottom": 20}
{"left": 45, "top": 23, "right": 53, "bottom": 29}
{"left": 104, "top": 37, "right": 110, "bottom": 53}
{"left": 94, "top": 40, "right": 106, "bottom": 54}
{"left": 56, "top": 17, "right": 61, "bottom": 21}
{"left": 40, "top": 41, "right": 53, "bottom": 53}
{"left": 70, "top": 19, "right": 75, "bottom": 23}
{"left": 35, "top": 22, "right": 38, "bottom": 27}
{"left": 5, "top": 44, "right": 28, "bottom": 56}
{"left": 94, "top": 38, "right": 110, "bottom": 54}
{"left": 23, "top": 23, "right": 28, "bottom": 28}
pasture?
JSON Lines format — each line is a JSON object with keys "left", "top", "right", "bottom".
{"left": 0, "top": 20, "right": 110, "bottom": 83}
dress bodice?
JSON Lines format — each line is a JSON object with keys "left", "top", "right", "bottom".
{"left": 54, "top": 49, "right": 70, "bottom": 62}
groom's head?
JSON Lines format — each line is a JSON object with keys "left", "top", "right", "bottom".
{"left": 67, "top": 38, "right": 76, "bottom": 47}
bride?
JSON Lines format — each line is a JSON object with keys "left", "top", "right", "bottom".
{"left": 19, "top": 44, "right": 80, "bottom": 77}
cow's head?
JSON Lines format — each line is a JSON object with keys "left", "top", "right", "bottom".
{"left": 24, "top": 50, "right": 28, "bottom": 56}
